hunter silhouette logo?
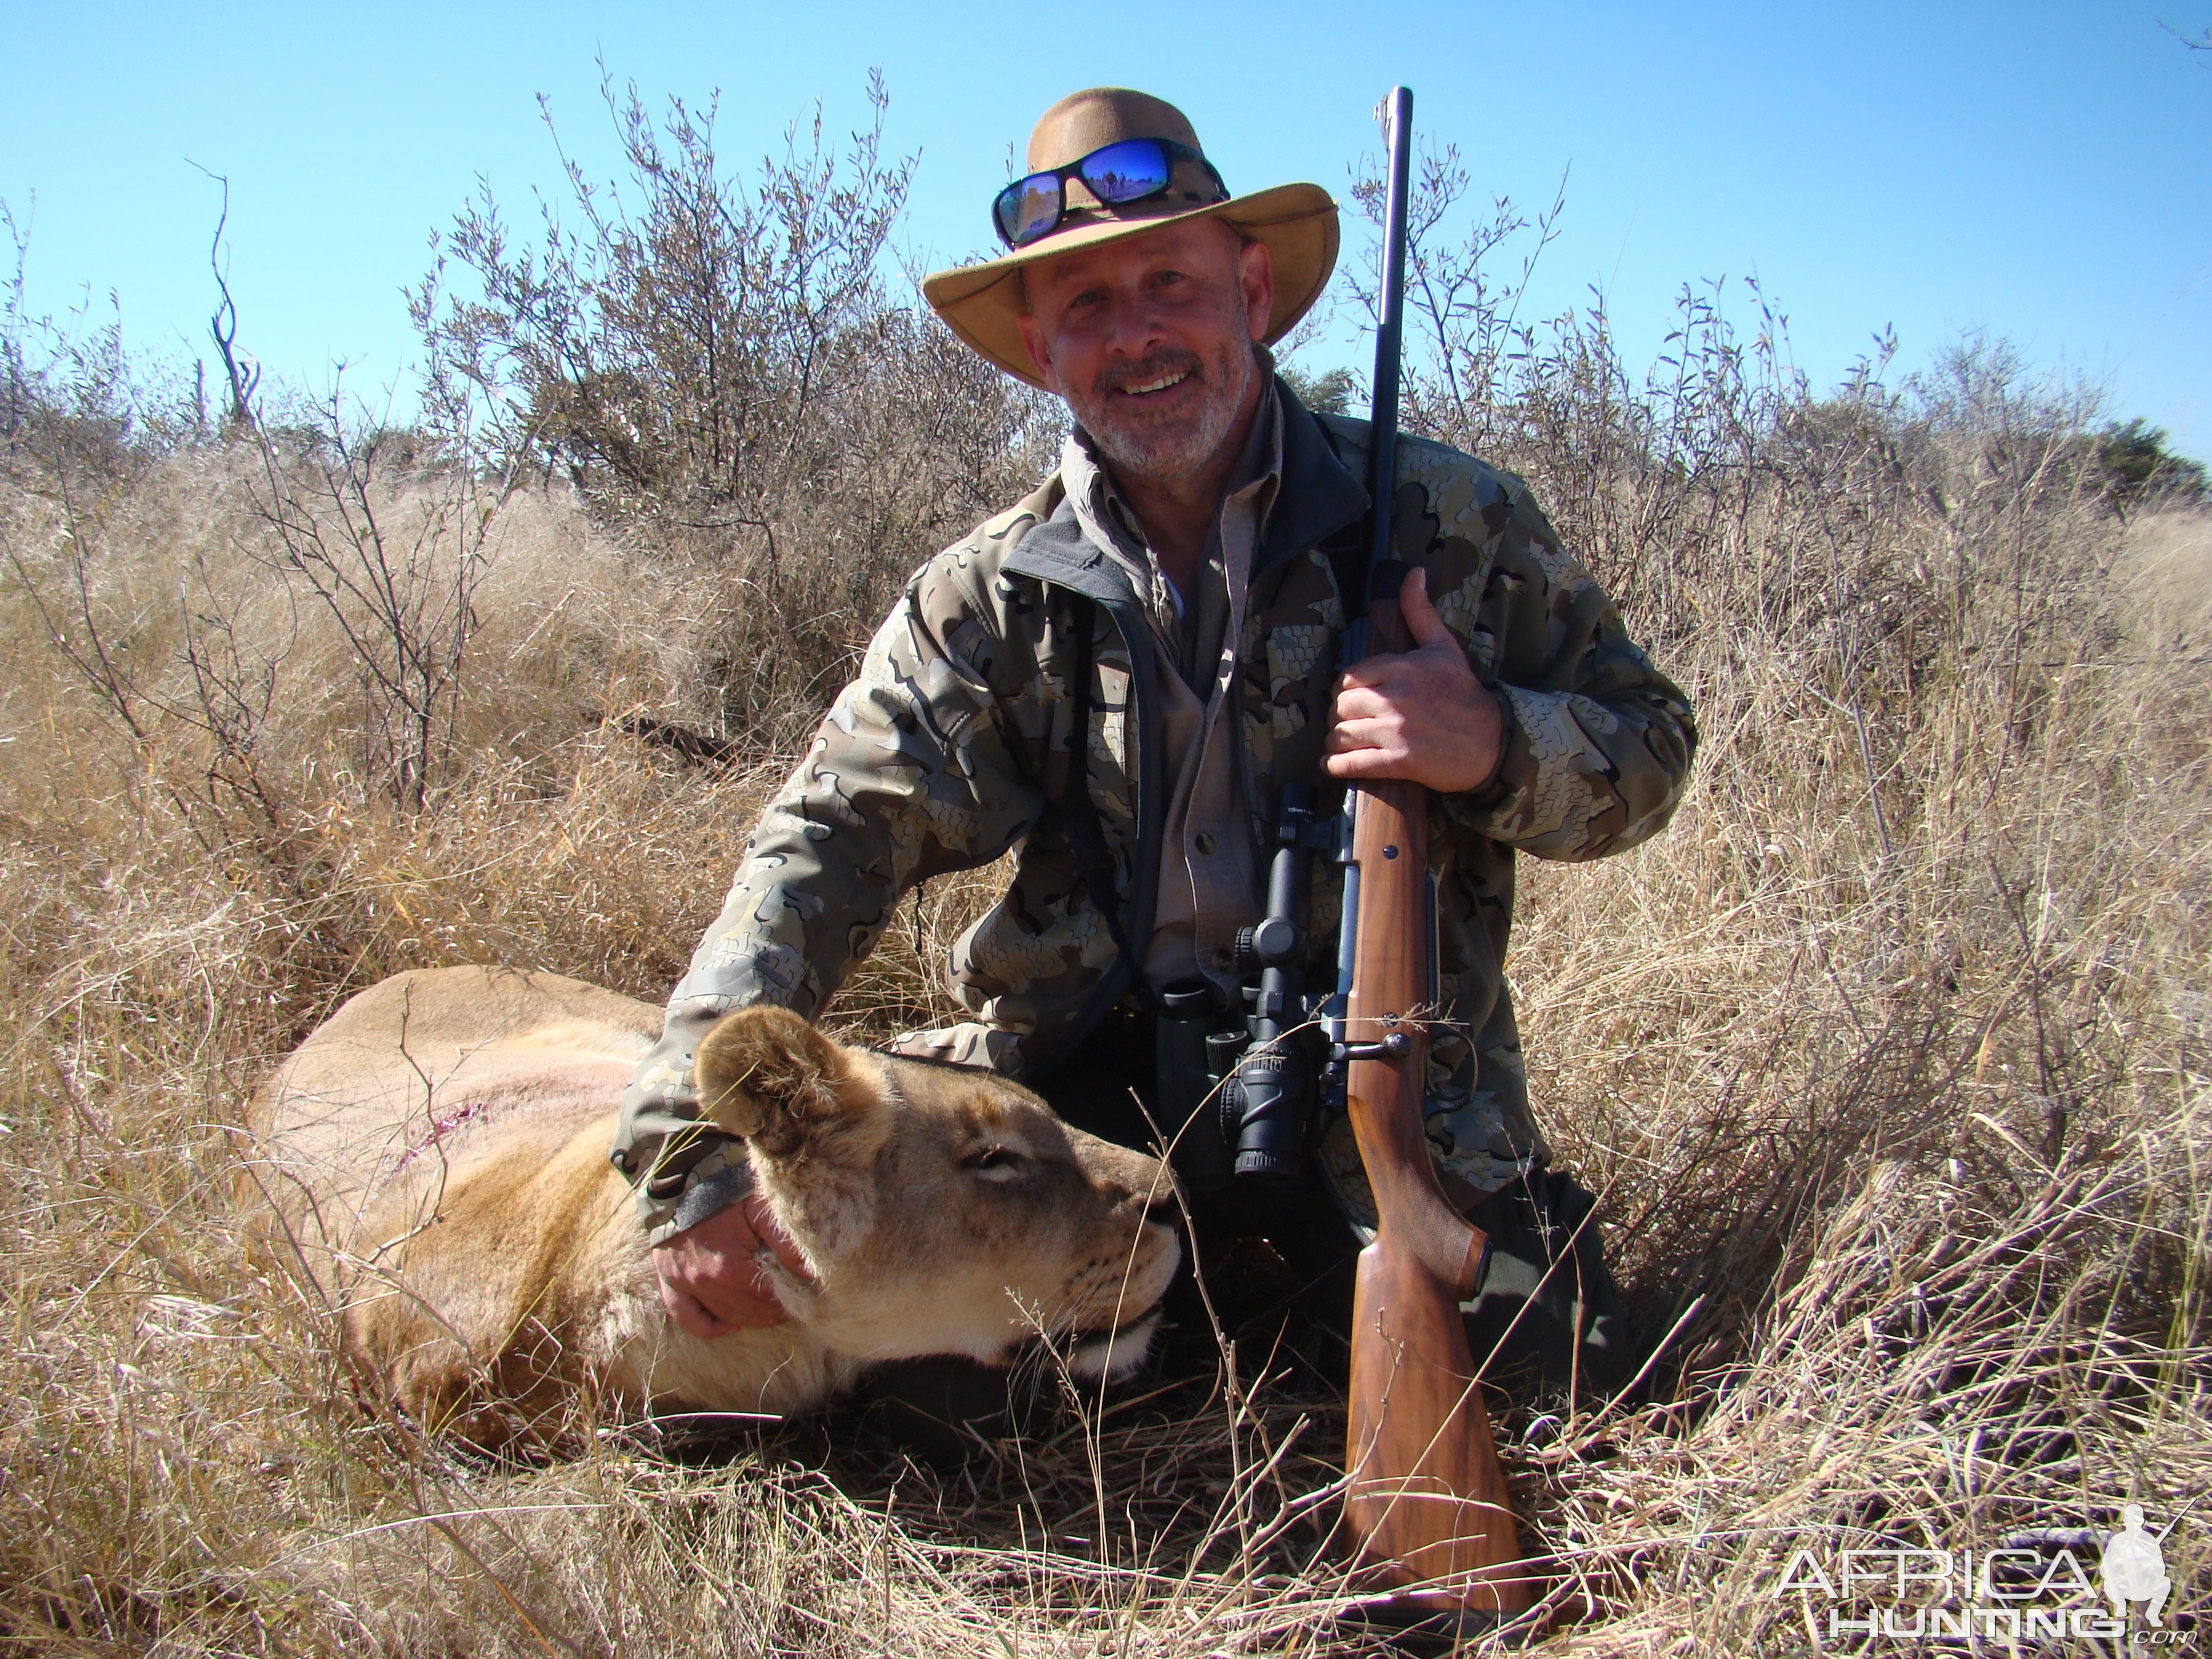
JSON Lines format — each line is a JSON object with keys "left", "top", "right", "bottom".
{"left": 2103, "top": 1504, "right": 2172, "bottom": 1625}
{"left": 1769, "top": 1502, "right": 2193, "bottom": 1644}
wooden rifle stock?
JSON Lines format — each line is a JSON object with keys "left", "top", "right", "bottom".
{"left": 1340, "top": 85, "right": 1532, "bottom": 1619}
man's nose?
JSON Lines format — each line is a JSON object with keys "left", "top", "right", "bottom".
{"left": 1097, "top": 292, "right": 1169, "bottom": 361}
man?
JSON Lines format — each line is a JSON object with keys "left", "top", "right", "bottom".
{"left": 613, "top": 88, "right": 1695, "bottom": 1402}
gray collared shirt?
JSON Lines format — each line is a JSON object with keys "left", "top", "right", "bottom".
{"left": 1061, "top": 384, "right": 1285, "bottom": 1000}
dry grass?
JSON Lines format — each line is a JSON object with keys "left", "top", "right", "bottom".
{"left": 1, "top": 393, "right": 2207, "bottom": 1655}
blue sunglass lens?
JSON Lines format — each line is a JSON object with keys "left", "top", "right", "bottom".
{"left": 1079, "top": 140, "right": 1173, "bottom": 205}
{"left": 993, "top": 140, "right": 1197, "bottom": 247}
{"left": 996, "top": 173, "right": 1064, "bottom": 246}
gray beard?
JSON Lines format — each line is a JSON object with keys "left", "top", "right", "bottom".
{"left": 1065, "top": 343, "right": 1256, "bottom": 484}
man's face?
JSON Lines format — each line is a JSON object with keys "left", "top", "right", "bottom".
{"left": 1016, "top": 219, "right": 1274, "bottom": 483}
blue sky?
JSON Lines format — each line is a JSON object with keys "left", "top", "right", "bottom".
{"left": 5, "top": 1, "right": 2207, "bottom": 454}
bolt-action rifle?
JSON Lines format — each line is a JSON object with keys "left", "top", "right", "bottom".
{"left": 1334, "top": 85, "right": 1533, "bottom": 1620}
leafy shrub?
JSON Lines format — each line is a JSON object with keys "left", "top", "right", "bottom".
{"left": 2095, "top": 416, "right": 2209, "bottom": 516}
{"left": 411, "top": 70, "right": 1057, "bottom": 753}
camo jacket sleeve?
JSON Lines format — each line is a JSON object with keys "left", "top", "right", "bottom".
{"left": 613, "top": 523, "right": 1048, "bottom": 1239}
{"left": 1432, "top": 461, "right": 1696, "bottom": 861}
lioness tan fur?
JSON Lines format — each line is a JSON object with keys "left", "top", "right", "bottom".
{"left": 245, "top": 966, "right": 1181, "bottom": 1446}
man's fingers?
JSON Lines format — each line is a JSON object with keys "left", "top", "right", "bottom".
{"left": 1328, "top": 734, "right": 1411, "bottom": 764}
{"left": 709, "top": 1280, "right": 787, "bottom": 1330}
{"left": 743, "top": 1190, "right": 813, "bottom": 1282}
{"left": 661, "top": 1283, "right": 736, "bottom": 1340}
{"left": 1325, "top": 573, "right": 1502, "bottom": 793}
{"left": 681, "top": 1269, "right": 787, "bottom": 1333}
{"left": 1330, "top": 683, "right": 1397, "bottom": 724}
{"left": 1334, "top": 659, "right": 1410, "bottom": 693}
{"left": 686, "top": 1305, "right": 737, "bottom": 1340}
{"left": 1328, "top": 713, "right": 1405, "bottom": 752}
{"left": 648, "top": 1192, "right": 802, "bottom": 1336}
{"left": 1333, "top": 646, "right": 1452, "bottom": 703}
{"left": 1324, "top": 745, "right": 1414, "bottom": 779}
{"left": 1332, "top": 663, "right": 1426, "bottom": 714}
{"left": 1398, "top": 567, "right": 1456, "bottom": 650}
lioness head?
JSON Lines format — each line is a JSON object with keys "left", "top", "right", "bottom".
{"left": 694, "top": 1007, "right": 1181, "bottom": 1379}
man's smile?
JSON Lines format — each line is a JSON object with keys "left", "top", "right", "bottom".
{"left": 1118, "top": 367, "right": 1193, "bottom": 398}
{"left": 1095, "top": 350, "right": 1208, "bottom": 417}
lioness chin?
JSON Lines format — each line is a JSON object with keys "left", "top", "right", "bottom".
{"left": 245, "top": 966, "right": 1181, "bottom": 1448}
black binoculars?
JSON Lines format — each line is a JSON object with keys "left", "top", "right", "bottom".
{"left": 1152, "top": 784, "right": 1338, "bottom": 1192}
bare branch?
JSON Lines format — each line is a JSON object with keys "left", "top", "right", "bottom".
{"left": 2160, "top": 16, "right": 2212, "bottom": 56}
{"left": 188, "top": 164, "right": 260, "bottom": 433}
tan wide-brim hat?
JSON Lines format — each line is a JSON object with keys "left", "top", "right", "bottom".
{"left": 922, "top": 87, "right": 1339, "bottom": 391}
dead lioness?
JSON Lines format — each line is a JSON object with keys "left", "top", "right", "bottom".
{"left": 245, "top": 966, "right": 1181, "bottom": 1446}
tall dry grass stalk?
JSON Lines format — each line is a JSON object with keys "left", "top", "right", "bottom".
{"left": 2, "top": 136, "right": 2207, "bottom": 1652}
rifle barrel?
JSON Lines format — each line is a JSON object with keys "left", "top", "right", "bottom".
{"left": 1364, "top": 84, "right": 1414, "bottom": 611}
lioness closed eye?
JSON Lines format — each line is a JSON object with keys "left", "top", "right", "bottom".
{"left": 244, "top": 966, "right": 1181, "bottom": 1447}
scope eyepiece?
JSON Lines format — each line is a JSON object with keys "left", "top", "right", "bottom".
{"left": 1231, "top": 1035, "right": 1313, "bottom": 1186}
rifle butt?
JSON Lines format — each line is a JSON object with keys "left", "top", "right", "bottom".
{"left": 1345, "top": 1236, "right": 1535, "bottom": 1614}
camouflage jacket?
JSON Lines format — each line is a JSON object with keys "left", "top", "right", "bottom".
{"left": 613, "top": 380, "right": 1696, "bottom": 1241}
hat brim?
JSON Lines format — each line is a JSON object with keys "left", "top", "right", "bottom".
{"left": 922, "top": 183, "right": 1338, "bottom": 391}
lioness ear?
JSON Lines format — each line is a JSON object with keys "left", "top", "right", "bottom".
{"left": 694, "top": 1006, "right": 863, "bottom": 1160}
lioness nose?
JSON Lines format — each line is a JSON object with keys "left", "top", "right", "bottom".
{"left": 1085, "top": 1145, "right": 1181, "bottom": 1218}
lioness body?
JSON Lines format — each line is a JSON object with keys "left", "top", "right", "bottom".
{"left": 247, "top": 967, "right": 1178, "bottom": 1444}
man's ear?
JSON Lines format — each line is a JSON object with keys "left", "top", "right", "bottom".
{"left": 1238, "top": 235, "right": 1275, "bottom": 345}
{"left": 694, "top": 1006, "right": 865, "bottom": 1160}
{"left": 1015, "top": 308, "right": 1061, "bottom": 392}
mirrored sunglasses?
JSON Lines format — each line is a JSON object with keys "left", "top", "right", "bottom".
{"left": 991, "top": 137, "right": 1229, "bottom": 249}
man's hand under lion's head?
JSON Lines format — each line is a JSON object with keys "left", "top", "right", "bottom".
{"left": 1325, "top": 567, "right": 1508, "bottom": 795}
{"left": 652, "top": 1188, "right": 815, "bottom": 1338}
